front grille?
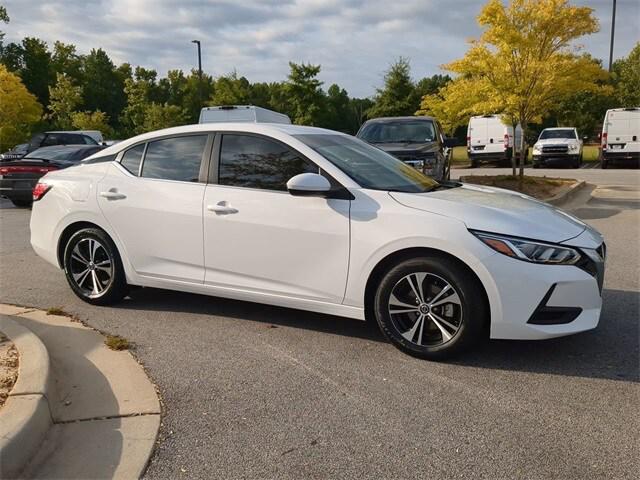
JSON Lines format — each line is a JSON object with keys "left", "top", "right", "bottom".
{"left": 541, "top": 145, "right": 569, "bottom": 154}
{"left": 393, "top": 152, "right": 435, "bottom": 162}
{"left": 527, "top": 284, "right": 582, "bottom": 325}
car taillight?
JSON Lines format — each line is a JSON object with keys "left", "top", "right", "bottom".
{"left": 466, "top": 136, "right": 471, "bottom": 149}
{"left": 32, "top": 182, "right": 52, "bottom": 201}
{"left": 601, "top": 132, "right": 607, "bottom": 149}
{"left": 504, "top": 133, "right": 510, "bottom": 149}
{"left": 0, "top": 165, "right": 58, "bottom": 175}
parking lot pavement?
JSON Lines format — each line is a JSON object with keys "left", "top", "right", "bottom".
{"left": 0, "top": 173, "right": 638, "bottom": 479}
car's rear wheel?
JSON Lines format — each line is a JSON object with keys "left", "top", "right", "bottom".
{"left": 373, "top": 256, "right": 487, "bottom": 359}
{"left": 63, "top": 228, "right": 128, "bottom": 305}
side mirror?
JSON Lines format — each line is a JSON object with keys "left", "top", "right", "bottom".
{"left": 287, "top": 173, "right": 332, "bottom": 197}
{"left": 582, "top": 136, "right": 588, "bottom": 141}
{"left": 443, "top": 137, "right": 459, "bottom": 148}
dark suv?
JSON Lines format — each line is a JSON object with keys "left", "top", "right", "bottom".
{"left": 24, "top": 132, "right": 98, "bottom": 156}
{"left": 356, "top": 116, "right": 454, "bottom": 181}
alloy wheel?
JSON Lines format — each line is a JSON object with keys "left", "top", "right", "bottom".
{"left": 68, "top": 238, "right": 114, "bottom": 298}
{"left": 388, "top": 272, "right": 463, "bottom": 346}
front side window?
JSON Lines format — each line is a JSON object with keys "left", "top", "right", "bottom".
{"left": 42, "top": 134, "right": 62, "bottom": 147}
{"left": 120, "top": 144, "right": 146, "bottom": 175}
{"left": 359, "top": 120, "right": 437, "bottom": 144}
{"left": 219, "top": 134, "right": 317, "bottom": 191}
{"left": 295, "top": 134, "right": 438, "bottom": 193}
{"left": 141, "top": 135, "right": 207, "bottom": 182}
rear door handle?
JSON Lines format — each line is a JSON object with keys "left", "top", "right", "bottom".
{"left": 207, "top": 201, "right": 238, "bottom": 215}
{"left": 99, "top": 189, "right": 126, "bottom": 200}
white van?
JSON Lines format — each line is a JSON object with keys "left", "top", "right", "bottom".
{"left": 467, "top": 115, "right": 523, "bottom": 167}
{"left": 600, "top": 108, "right": 640, "bottom": 168}
{"left": 199, "top": 105, "right": 291, "bottom": 125}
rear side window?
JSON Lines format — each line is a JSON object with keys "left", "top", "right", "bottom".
{"left": 120, "top": 144, "right": 145, "bottom": 175}
{"left": 219, "top": 134, "right": 317, "bottom": 191}
{"left": 42, "top": 134, "right": 62, "bottom": 147}
{"left": 141, "top": 135, "right": 207, "bottom": 182}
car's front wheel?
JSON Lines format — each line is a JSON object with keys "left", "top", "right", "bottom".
{"left": 373, "top": 256, "right": 487, "bottom": 359}
{"left": 63, "top": 228, "right": 128, "bottom": 305}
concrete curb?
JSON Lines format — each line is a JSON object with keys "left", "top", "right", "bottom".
{"left": 546, "top": 180, "right": 587, "bottom": 206}
{"left": 0, "top": 303, "right": 161, "bottom": 479}
{"left": 0, "top": 315, "right": 53, "bottom": 479}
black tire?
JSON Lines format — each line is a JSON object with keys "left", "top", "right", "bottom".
{"left": 10, "top": 198, "right": 32, "bottom": 208}
{"left": 532, "top": 163, "right": 540, "bottom": 169}
{"left": 373, "top": 256, "right": 488, "bottom": 360}
{"left": 470, "top": 158, "right": 479, "bottom": 168}
{"left": 63, "top": 228, "right": 128, "bottom": 305}
{"left": 601, "top": 159, "right": 608, "bottom": 169}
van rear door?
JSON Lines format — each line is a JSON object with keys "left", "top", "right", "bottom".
{"left": 607, "top": 110, "right": 640, "bottom": 153}
{"left": 485, "top": 118, "right": 506, "bottom": 154}
{"left": 468, "top": 117, "right": 488, "bottom": 151}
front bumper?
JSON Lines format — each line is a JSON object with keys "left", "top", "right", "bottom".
{"left": 533, "top": 153, "right": 580, "bottom": 165}
{"left": 479, "top": 243, "right": 604, "bottom": 340}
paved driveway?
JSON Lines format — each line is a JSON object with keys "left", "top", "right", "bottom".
{"left": 0, "top": 170, "right": 638, "bottom": 479}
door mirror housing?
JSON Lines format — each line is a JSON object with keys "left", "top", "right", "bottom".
{"left": 443, "top": 137, "right": 459, "bottom": 148}
{"left": 287, "top": 173, "right": 332, "bottom": 197}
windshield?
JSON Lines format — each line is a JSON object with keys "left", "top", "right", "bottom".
{"left": 25, "top": 146, "right": 87, "bottom": 162}
{"left": 359, "top": 120, "right": 437, "bottom": 144}
{"left": 294, "top": 134, "right": 439, "bottom": 193}
{"left": 539, "top": 129, "right": 576, "bottom": 140}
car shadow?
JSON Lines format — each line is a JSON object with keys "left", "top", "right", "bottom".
{"left": 117, "top": 286, "right": 638, "bottom": 383}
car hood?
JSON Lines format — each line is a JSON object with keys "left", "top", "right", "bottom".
{"left": 375, "top": 142, "right": 439, "bottom": 154}
{"left": 535, "top": 138, "right": 578, "bottom": 146}
{"left": 389, "top": 184, "right": 588, "bottom": 243}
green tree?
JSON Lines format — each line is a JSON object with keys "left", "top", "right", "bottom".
{"left": 368, "top": 57, "right": 417, "bottom": 118}
{"left": 15, "top": 37, "right": 53, "bottom": 106}
{"left": 285, "top": 62, "right": 325, "bottom": 125}
{"left": 82, "top": 48, "right": 126, "bottom": 126}
{"left": 321, "top": 84, "right": 352, "bottom": 132}
{"left": 0, "top": 5, "right": 8, "bottom": 43}
{"left": 47, "top": 73, "right": 82, "bottom": 129}
{"left": 612, "top": 42, "right": 640, "bottom": 107}
{"left": 210, "top": 71, "right": 252, "bottom": 105}
{"left": 443, "top": 0, "right": 608, "bottom": 185}
{"left": 0, "top": 64, "right": 42, "bottom": 150}
{"left": 142, "top": 103, "right": 188, "bottom": 132}
{"left": 51, "top": 41, "right": 83, "bottom": 84}
{"left": 414, "top": 74, "right": 451, "bottom": 104}
{"left": 71, "top": 110, "right": 112, "bottom": 137}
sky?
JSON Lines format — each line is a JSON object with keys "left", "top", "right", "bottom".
{"left": 3, "top": 0, "right": 639, "bottom": 98}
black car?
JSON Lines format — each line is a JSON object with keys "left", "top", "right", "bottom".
{"left": 356, "top": 116, "right": 455, "bottom": 181}
{"left": 0, "top": 143, "right": 29, "bottom": 161}
{"left": 0, "top": 145, "right": 105, "bottom": 207}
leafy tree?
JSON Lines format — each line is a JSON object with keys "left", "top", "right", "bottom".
{"left": 0, "top": 64, "right": 42, "bottom": 150}
{"left": 142, "top": 103, "right": 188, "bottom": 132}
{"left": 82, "top": 48, "right": 126, "bottom": 126}
{"left": 414, "top": 74, "right": 451, "bottom": 103}
{"left": 321, "top": 84, "right": 352, "bottom": 132}
{"left": 443, "top": 0, "right": 608, "bottom": 186}
{"left": 285, "top": 62, "right": 325, "bottom": 125}
{"left": 0, "top": 5, "right": 8, "bottom": 43}
{"left": 612, "top": 42, "right": 640, "bottom": 107}
{"left": 71, "top": 110, "right": 112, "bottom": 137}
{"left": 210, "top": 72, "right": 252, "bottom": 106}
{"left": 51, "top": 41, "right": 83, "bottom": 84}
{"left": 368, "top": 57, "right": 417, "bottom": 118}
{"left": 16, "top": 37, "right": 53, "bottom": 106}
{"left": 47, "top": 73, "right": 82, "bottom": 129}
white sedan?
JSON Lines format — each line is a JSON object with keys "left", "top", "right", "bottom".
{"left": 30, "top": 123, "right": 606, "bottom": 359}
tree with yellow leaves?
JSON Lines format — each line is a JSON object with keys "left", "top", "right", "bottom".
{"left": 428, "top": 0, "right": 610, "bottom": 186}
{"left": 0, "top": 64, "right": 43, "bottom": 151}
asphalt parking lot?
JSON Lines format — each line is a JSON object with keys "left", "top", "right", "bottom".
{"left": 1, "top": 168, "right": 638, "bottom": 479}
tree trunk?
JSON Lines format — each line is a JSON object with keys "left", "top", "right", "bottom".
{"left": 518, "top": 125, "right": 526, "bottom": 191}
{"left": 511, "top": 123, "right": 517, "bottom": 177}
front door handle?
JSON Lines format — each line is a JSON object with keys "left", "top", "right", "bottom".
{"left": 99, "top": 189, "right": 126, "bottom": 200}
{"left": 207, "top": 201, "right": 238, "bottom": 215}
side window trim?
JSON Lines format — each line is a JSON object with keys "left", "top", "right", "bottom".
{"left": 138, "top": 142, "right": 148, "bottom": 177}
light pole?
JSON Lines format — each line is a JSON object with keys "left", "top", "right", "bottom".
{"left": 608, "top": 0, "right": 616, "bottom": 72}
{"left": 191, "top": 40, "right": 203, "bottom": 108}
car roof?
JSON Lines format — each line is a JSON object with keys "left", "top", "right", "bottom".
{"left": 94, "top": 123, "right": 344, "bottom": 157}
{"left": 364, "top": 116, "right": 435, "bottom": 123}
{"left": 30, "top": 145, "right": 102, "bottom": 152}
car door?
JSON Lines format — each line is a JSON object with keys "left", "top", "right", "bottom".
{"left": 203, "top": 133, "right": 350, "bottom": 303}
{"left": 97, "top": 134, "right": 212, "bottom": 283}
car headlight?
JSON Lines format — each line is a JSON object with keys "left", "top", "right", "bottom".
{"left": 568, "top": 144, "right": 579, "bottom": 151}
{"left": 532, "top": 145, "right": 541, "bottom": 154}
{"left": 471, "top": 231, "right": 581, "bottom": 264}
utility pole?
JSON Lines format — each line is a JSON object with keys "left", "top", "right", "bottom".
{"left": 608, "top": 0, "right": 617, "bottom": 72}
{"left": 191, "top": 40, "right": 203, "bottom": 107}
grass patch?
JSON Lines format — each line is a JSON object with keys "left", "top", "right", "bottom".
{"left": 105, "top": 335, "right": 130, "bottom": 351}
{"left": 452, "top": 145, "right": 600, "bottom": 164}
{"left": 451, "top": 146, "right": 468, "bottom": 164}
{"left": 460, "top": 174, "right": 577, "bottom": 200}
